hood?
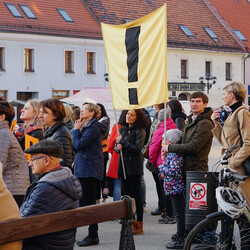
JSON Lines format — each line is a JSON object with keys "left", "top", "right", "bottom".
{"left": 39, "top": 167, "right": 82, "bottom": 201}
{"left": 188, "top": 107, "right": 213, "bottom": 124}
{"left": 0, "top": 120, "right": 9, "bottom": 129}
{"left": 171, "top": 111, "right": 187, "bottom": 121}
{"left": 159, "top": 118, "right": 177, "bottom": 130}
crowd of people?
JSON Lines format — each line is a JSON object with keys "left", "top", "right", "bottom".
{"left": 0, "top": 81, "right": 249, "bottom": 250}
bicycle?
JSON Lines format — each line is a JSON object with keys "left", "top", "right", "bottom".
{"left": 184, "top": 145, "right": 250, "bottom": 250}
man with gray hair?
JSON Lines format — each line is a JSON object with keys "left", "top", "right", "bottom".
{"left": 20, "top": 140, "right": 82, "bottom": 250}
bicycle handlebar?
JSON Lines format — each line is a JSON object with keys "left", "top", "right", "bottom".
{"left": 221, "top": 145, "right": 240, "bottom": 161}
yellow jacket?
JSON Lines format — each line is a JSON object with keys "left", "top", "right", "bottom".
{"left": 0, "top": 164, "right": 22, "bottom": 250}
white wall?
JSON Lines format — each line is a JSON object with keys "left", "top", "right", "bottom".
{"left": 0, "top": 32, "right": 245, "bottom": 109}
{"left": 167, "top": 48, "right": 245, "bottom": 108}
{"left": 0, "top": 33, "right": 106, "bottom": 101}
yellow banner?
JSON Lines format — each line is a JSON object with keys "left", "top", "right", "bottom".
{"left": 25, "top": 134, "right": 39, "bottom": 162}
{"left": 101, "top": 4, "right": 168, "bottom": 110}
{"left": 10, "top": 120, "right": 17, "bottom": 133}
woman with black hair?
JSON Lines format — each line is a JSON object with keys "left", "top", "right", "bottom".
{"left": 168, "top": 100, "right": 187, "bottom": 131}
{"left": 116, "top": 109, "right": 148, "bottom": 235}
{"left": 96, "top": 103, "right": 110, "bottom": 203}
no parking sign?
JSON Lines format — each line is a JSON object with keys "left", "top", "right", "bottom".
{"left": 189, "top": 182, "right": 207, "bottom": 210}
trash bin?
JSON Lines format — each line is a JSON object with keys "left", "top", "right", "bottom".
{"left": 185, "top": 171, "right": 219, "bottom": 231}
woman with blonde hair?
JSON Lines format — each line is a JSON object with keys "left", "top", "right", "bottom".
{"left": 15, "top": 99, "right": 43, "bottom": 150}
{"left": 211, "top": 81, "right": 250, "bottom": 200}
{"left": 63, "top": 103, "right": 74, "bottom": 131}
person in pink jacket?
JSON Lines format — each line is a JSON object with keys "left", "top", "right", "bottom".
{"left": 149, "top": 108, "right": 177, "bottom": 224}
{"left": 149, "top": 108, "right": 177, "bottom": 167}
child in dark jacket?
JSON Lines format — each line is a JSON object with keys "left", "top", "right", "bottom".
{"left": 158, "top": 129, "right": 186, "bottom": 249}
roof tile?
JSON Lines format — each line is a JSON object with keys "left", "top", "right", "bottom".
{"left": 0, "top": 0, "right": 102, "bottom": 38}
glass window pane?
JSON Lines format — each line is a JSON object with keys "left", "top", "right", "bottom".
{"left": 204, "top": 28, "right": 217, "bottom": 39}
{"left": 57, "top": 9, "right": 73, "bottom": 22}
{"left": 180, "top": 25, "right": 193, "bottom": 37}
{"left": 234, "top": 30, "right": 247, "bottom": 41}
{"left": 6, "top": 3, "right": 22, "bottom": 17}
{"left": 20, "top": 5, "right": 36, "bottom": 19}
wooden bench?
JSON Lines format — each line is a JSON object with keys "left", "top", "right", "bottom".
{"left": 0, "top": 196, "right": 136, "bottom": 249}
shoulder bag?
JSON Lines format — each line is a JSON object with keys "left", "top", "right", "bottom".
{"left": 237, "top": 118, "right": 250, "bottom": 175}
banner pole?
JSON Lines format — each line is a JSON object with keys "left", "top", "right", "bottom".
{"left": 113, "top": 108, "right": 127, "bottom": 180}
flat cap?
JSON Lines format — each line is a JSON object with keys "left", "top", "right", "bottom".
{"left": 24, "top": 140, "right": 63, "bottom": 158}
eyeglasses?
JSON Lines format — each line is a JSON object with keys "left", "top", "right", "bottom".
{"left": 29, "top": 156, "right": 45, "bottom": 163}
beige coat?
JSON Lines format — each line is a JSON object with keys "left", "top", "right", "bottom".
{"left": 212, "top": 105, "right": 250, "bottom": 202}
{"left": 0, "top": 164, "right": 22, "bottom": 250}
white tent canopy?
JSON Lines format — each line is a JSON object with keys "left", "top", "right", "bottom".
{"left": 63, "top": 87, "right": 119, "bottom": 129}
{"left": 62, "top": 87, "right": 113, "bottom": 107}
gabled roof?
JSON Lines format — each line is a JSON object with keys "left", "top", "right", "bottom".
{"left": 208, "top": 0, "right": 250, "bottom": 52}
{"left": 82, "top": 0, "right": 245, "bottom": 53}
{"left": 0, "top": 0, "right": 102, "bottom": 39}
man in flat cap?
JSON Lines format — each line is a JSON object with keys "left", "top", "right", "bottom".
{"left": 20, "top": 140, "right": 82, "bottom": 250}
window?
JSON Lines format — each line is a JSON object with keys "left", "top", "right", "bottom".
{"left": 57, "top": 9, "right": 73, "bottom": 22}
{"left": 0, "top": 90, "right": 7, "bottom": 100}
{"left": 5, "top": 3, "right": 23, "bottom": 18}
{"left": 179, "top": 25, "right": 194, "bottom": 38}
{"left": 205, "top": 61, "right": 211, "bottom": 76}
{"left": 234, "top": 30, "right": 247, "bottom": 41}
{"left": 65, "top": 51, "right": 74, "bottom": 73}
{"left": 0, "top": 48, "right": 5, "bottom": 71}
{"left": 181, "top": 60, "right": 188, "bottom": 79}
{"left": 19, "top": 5, "right": 36, "bottom": 19}
{"left": 24, "top": 49, "right": 34, "bottom": 72}
{"left": 87, "top": 52, "right": 96, "bottom": 74}
{"left": 226, "top": 63, "right": 232, "bottom": 81}
{"left": 204, "top": 27, "right": 218, "bottom": 41}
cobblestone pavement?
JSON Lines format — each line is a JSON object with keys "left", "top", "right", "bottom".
{"left": 74, "top": 139, "right": 222, "bottom": 249}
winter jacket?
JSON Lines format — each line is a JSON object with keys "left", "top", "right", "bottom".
{"left": 171, "top": 111, "right": 187, "bottom": 131}
{"left": 212, "top": 105, "right": 250, "bottom": 203}
{"left": 149, "top": 118, "right": 177, "bottom": 167}
{"left": 158, "top": 153, "right": 185, "bottom": 195}
{"left": 0, "top": 121, "right": 29, "bottom": 195}
{"left": 168, "top": 107, "right": 214, "bottom": 173}
{"left": 44, "top": 121, "right": 73, "bottom": 169}
{"left": 107, "top": 124, "right": 121, "bottom": 179}
{"left": 0, "top": 163, "right": 22, "bottom": 250}
{"left": 20, "top": 167, "right": 82, "bottom": 250}
{"left": 71, "top": 118, "right": 104, "bottom": 180}
{"left": 15, "top": 124, "right": 44, "bottom": 151}
{"left": 118, "top": 125, "right": 146, "bottom": 177}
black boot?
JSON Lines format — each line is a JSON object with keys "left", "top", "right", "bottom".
{"left": 77, "top": 236, "right": 99, "bottom": 247}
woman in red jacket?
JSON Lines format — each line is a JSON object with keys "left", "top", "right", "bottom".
{"left": 106, "top": 111, "right": 127, "bottom": 201}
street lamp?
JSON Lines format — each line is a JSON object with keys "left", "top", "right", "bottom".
{"left": 199, "top": 73, "right": 217, "bottom": 94}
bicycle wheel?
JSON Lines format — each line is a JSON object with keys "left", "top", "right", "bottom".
{"left": 184, "top": 211, "right": 250, "bottom": 250}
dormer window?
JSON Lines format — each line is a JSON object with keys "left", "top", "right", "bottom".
{"left": 57, "top": 9, "right": 74, "bottom": 22}
{"left": 234, "top": 29, "right": 247, "bottom": 41}
{"left": 204, "top": 27, "right": 218, "bottom": 41}
{"left": 179, "top": 25, "right": 194, "bottom": 38}
{"left": 19, "top": 5, "right": 37, "bottom": 19}
{"left": 5, "top": 3, "right": 23, "bottom": 18}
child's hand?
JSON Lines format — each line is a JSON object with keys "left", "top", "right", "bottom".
{"left": 160, "top": 173, "right": 164, "bottom": 179}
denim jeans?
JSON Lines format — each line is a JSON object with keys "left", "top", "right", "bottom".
{"left": 170, "top": 193, "right": 185, "bottom": 237}
{"left": 113, "top": 178, "right": 122, "bottom": 201}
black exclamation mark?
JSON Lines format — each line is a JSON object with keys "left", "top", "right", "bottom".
{"left": 125, "top": 26, "right": 141, "bottom": 105}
